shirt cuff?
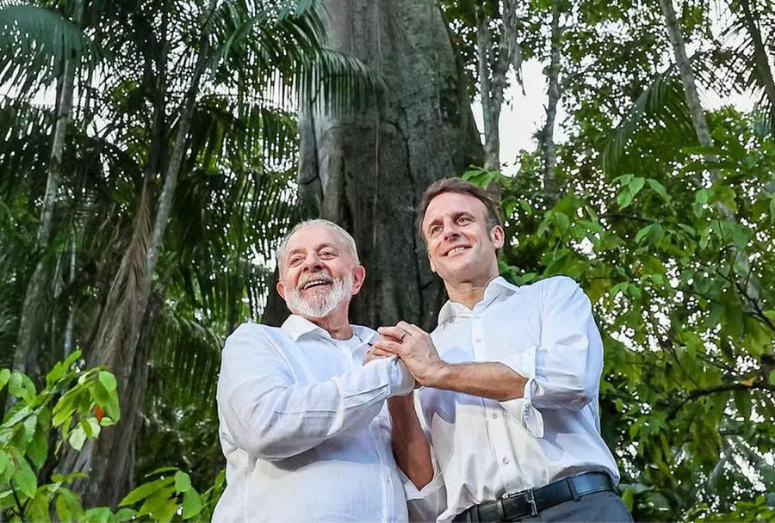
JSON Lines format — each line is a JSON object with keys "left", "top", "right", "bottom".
{"left": 400, "top": 451, "right": 445, "bottom": 500}
{"left": 388, "top": 357, "right": 416, "bottom": 396}
{"left": 496, "top": 346, "right": 544, "bottom": 438}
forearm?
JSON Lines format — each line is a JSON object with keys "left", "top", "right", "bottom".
{"left": 224, "top": 358, "right": 413, "bottom": 460}
{"left": 432, "top": 362, "right": 527, "bottom": 401}
{"left": 388, "top": 393, "right": 433, "bottom": 489}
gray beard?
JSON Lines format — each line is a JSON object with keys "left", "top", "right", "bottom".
{"left": 285, "top": 273, "right": 354, "bottom": 319}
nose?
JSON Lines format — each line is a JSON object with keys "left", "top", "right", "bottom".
{"left": 300, "top": 252, "right": 324, "bottom": 272}
{"left": 442, "top": 219, "right": 460, "bottom": 242}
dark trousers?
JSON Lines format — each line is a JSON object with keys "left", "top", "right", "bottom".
{"left": 455, "top": 491, "right": 633, "bottom": 523}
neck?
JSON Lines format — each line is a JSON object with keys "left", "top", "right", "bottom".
{"left": 444, "top": 265, "right": 499, "bottom": 310}
{"left": 301, "top": 303, "right": 353, "bottom": 340}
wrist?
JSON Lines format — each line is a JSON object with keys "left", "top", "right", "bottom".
{"left": 425, "top": 361, "right": 453, "bottom": 389}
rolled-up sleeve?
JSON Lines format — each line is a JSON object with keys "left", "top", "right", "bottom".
{"left": 401, "top": 393, "right": 447, "bottom": 522}
{"left": 217, "top": 324, "right": 415, "bottom": 460}
{"left": 498, "top": 277, "right": 603, "bottom": 437}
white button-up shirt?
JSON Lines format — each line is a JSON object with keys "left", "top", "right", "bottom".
{"left": 214, "top": 315, "right": 415, "bottom": 523}
{"left": 408, "top": 276, "right": 620, "bottom": 522}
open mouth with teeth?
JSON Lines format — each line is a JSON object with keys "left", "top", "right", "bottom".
{"left": 299, "top": 278, "right": 333, "bottom": 291}
{"left": 445, "top": 245, "right": 471, "bottom": 257}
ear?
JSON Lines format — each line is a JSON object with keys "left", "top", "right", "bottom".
{"left": 427, "top": 250, "right": 437, "bottom": 273}
{"left": 276, "top": 280, "right": 286, "bottom": 300}
{"left": 350, "top": 265, "right": 367, "bottom": 295}
{"left": 490, "top": 225, "right": 505, "bottom": 250}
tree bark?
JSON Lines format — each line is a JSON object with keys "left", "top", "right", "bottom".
{"left": 297, "top": 0, "right": 482, "bottom": 332}
{"left": 477, "top": 6, "right": 499, "bottom": 171}
{"left": 542, "top": 0, "right": 561, "bottom": 196}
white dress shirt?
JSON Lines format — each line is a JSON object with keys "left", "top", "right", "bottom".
{"left": 214, "top": 315, "right": 415, "bottom": 523}
{"left": 407, "top": 276, "right": 620, "bottom": 522}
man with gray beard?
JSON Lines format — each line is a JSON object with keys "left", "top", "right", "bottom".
{"left": 213, "top": 219, "right": 416, "bottom": 523}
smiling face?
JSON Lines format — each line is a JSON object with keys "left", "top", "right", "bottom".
{"left": 276, "top": 223, "right": 365, "bottom": 319}
{"left": 421, "top": 191, "right": 504, "bottom": 287}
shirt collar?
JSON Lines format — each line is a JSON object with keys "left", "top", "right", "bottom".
{"left": 281, "top": 314, "right": 377, "bottom": 344}
{"left": 437, "top": 276, "right": 520, "bottom": 326}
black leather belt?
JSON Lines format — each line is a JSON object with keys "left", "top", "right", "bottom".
{"left": 452, "top": 472, "right": 615, "bottom": 522}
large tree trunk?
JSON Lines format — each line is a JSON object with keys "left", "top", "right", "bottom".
{"left": 297, "top": 0, "right": 482, "bottom": 331}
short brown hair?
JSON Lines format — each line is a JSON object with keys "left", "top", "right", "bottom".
{"left": 416, "top": 178, "right": 502, "bottom": 241}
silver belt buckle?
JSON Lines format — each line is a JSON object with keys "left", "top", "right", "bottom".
{"left": 503, "top": 487, "right": 537, "bottom": 519}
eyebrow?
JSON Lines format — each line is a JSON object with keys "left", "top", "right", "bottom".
{"left": 425, "top": 212, "right": 474, "bottom": 231}
{"left": 285, "top": 243, "right": 338, "bottom": 258}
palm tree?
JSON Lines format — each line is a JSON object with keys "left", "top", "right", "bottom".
{"left": 2, "top": 0, "right": 383, "bottom": 506}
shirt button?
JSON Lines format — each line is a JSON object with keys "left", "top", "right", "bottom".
{"left": 491, "top": 412, "right": 498, "bottom": 420}
{"left": 502, "top": 457, "right": 510, "bottom": 465}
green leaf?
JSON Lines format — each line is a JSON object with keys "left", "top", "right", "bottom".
{"left": 621, "top": 487, "right": 634, "bottom": 511}
{"left": 175, "top": 471, "right": 192, "bottom": 493}
{"left": 0, "top": 368, "right": 10, "bottom": 390}
{"left": 635, "top": 224, "right": 654, "bottom": 244}
{"left": 617, "top": 188, "right": 634, "bottom": 209}
{"left": 763, "top": 310, "right": 775, "bottom": 321}
{"left": 28, "top": 429, "right": 48, "bottom": 468}
{"left": 770, "top": 195, "right": 775, "bottom": 224}
{"left": 646, "top": 179, "right": 671, "bottom": 202}
{"left": 55, "top": 495, "right": 73, "bottom": 523}
{"left": 136, "top": 486, "right": 176, "bottom": 519}
{"left": 68, "top": 425, "right": 87, "bottom": 451}
{"left": 182, "top": 489, "right": 203, "bottom": 519}
{"left": 13, "top": 457, "right": 37, "bottom": 498}
{"left": 82, "top": 507, "right": 112, "bottom": 523}
{"left": 770, "top": 371, "right": 775, "bottom": 386}
{"left": 114, "top": 508, "right": 137, "bottom": 522}
{"left": 119, "top": 477, "right": 175, "bottom": 507}
{"left": 98, "top": 371, "right": 117, "bottom": 392}
{"left": 0, "top": 451, "right": 8, "bottom": 475}
{"left": 628, "top": 176, "right": 645, "bottom": 196}
{"left": 27, "top": 492, "right": 51, "bottom": 522}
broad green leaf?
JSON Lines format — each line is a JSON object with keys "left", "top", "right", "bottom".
{"left": 0, "top": 451, "right": 7, "bottom": 475}
{"left": 27, "top": 492, "right": 51, "bottom": 522}
{"left": 68, "top": 425, "right": 87, "bottom": 451}
{"left": 98, "top": 371, "right": 117, "bottom": 392}
{"left": 0, "top": 368, "right": 10, "bottom": 390}
{"left": 120, "top": 477, "right": 175, "bottom": 507}
{"left": 82, "top": 507, "right": 112, "bottom": 523}
{"left": 182, "top": 489, "right": 203, "bottom": 519}
{"left": 621, "top": 487, "right": 634, "bottom": 511}
{"left": 13, "top": 457, "right": 37, "bottom": 498}
{"left": 175, "top": 471, "right": 192, "bottom": 493}
{"left": 28, "top": 429, "right": 48, "bottom": 468}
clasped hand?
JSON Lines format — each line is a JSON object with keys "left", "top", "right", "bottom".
{"left": 364, "top": 321, "right": 446, "bottom": 387}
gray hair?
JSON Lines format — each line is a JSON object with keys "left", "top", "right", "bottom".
{"left": 276, "top": 219, "right": 360, "bottom": 272}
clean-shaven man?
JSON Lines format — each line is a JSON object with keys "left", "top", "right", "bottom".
{"left": 371, "top": 178, "right": 632, "bottom": 523}
{"left": 214, "top": 219, "right": 415, "bottom": 522}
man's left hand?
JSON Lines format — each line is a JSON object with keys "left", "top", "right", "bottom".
{"left": 373, "top": 321, "right": 447, "bottom": 387}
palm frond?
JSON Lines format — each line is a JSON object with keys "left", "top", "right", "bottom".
{"left": 0, "top": 2, "right": 95, "bottom": 94}
{"left": 602, "top": 73, "right": 696, "bottom": 175}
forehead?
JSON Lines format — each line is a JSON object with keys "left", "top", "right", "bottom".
{"left": 423, "top": 191, "right": 488, "bottom": 226}
{"left": 284, "top": 224, "right": 347, "bottom": 254}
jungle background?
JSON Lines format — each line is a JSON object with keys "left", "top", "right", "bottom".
{"left": 0, "top": 0, "right": 774, "bottom": 520}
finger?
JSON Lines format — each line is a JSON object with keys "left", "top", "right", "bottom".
{"left": 379, "top": 326, "right": 408, "bottom": 340}
{"left": 397, "top": 321, "right": 426, "bottom": 337}
{"left": 372, "top": 339, "right": 402, "bottom": 355}
{"left": 367, "top": 347, "right": 393, "bottom": 358}
{"left": 378, "top": 332, "right": 403, "bottom": 343}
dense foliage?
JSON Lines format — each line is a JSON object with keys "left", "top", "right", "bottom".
{"left": 1, "top": 0, "right": 773, "bottom": 520}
